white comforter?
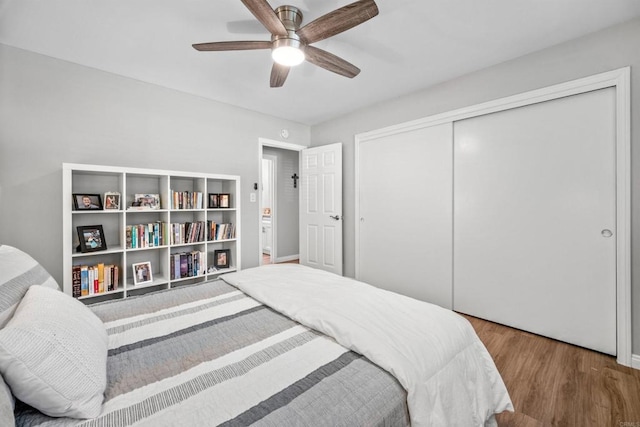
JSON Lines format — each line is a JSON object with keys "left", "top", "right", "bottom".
{"left": 223, "top": 264, "right": 513, "bottom": 427}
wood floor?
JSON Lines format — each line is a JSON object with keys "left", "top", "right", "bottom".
{"left": 261, "top": 254, "right": 299, "bottom": 265}
{"left": 462, "top": 314, "right": 640, "bottom": 426}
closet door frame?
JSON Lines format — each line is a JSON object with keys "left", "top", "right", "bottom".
{"left": 355, "top": 67, "right": 631, "bottom": 366}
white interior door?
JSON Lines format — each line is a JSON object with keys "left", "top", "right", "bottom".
{"left": 357, "top": 124, "right": 453, "bottom": 308}
{"left": 453, "top": 88, "right": 617, "bottom": 355}
{"left": 300, "top": 143, "right": 343, "bottom": 275}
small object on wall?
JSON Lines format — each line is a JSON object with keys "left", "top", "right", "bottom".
{"left": 291, "top": 173, "right": 299, "bottom": 188}
{"left": 254, "top": 183, "right": 258, "bottom": 190}
{"left": 281, "top": 129, "right": 289, "bottom": 139}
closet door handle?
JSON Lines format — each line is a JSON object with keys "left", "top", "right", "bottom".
{"left": 329, "top": 215, "right": 341, "bottom": 221}
{"left": 601, "top": 229, "right": 613, "bottom": 238}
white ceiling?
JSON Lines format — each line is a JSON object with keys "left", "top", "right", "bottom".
{"left": 1, "top": 0, "right": 639, "bottom": 125}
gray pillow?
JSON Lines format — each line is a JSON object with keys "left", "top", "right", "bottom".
{"left": 0, "top": 244, "right": 60, "bottom": 328}
{"left": 0, "top": 375, "right": 14, "bottom": 427}
{"left": 0, "top": 285, "right": 107, "bottom": 419}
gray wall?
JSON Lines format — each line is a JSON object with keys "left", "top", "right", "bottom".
{"left": 263, "top": 147, "right": 299, "bottom": 260}
{"left": 0, "top": 43, "right": 310, "bottom": 285}
{"left": 310, "top": 18, "right": 640, "bottom": 354}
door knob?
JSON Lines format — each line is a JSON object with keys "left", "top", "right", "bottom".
{"left": 601, "top": 229, "right": 613, "bottom": 238}
{"left": 329, "top": 215, "right": 341, "bottom": 221}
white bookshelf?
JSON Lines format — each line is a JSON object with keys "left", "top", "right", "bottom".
{"left": 62, "top": 163, "right": 241, "bottom": 302}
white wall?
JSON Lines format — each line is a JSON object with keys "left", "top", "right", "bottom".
{"left": 0, "top": 43, "right": 310, "bottom": 285}
{"left": 310, "top": 18, "right": 640, "bottom": 354}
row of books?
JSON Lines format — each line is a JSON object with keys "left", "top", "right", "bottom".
{"left": 171, "top": 190, "right": 204, "bottom": 210}
{"left": 168, "top": 221, "right": 236, "bottom": 244}
{"left": 126, "top": 222, "right": 167, "bottom": 249}
{"left": 210, "top": 222, "right": 235, "bottom": 241}
{"left": 171, "top": 251, "right": 205, "bottom": 279}
{"left": 126, "top": 221, "right": 236, "bottom": 249}
{"left": 72, "top": 264, "right": 119, "bottom": 298}
{"left": 171, "top": 222, "right": 205, "bottom": 244}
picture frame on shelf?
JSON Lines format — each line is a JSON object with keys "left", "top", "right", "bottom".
{"left": 219, "top": 193, "right": 230, "bottom": 208}
{"left": 208, "top": 193, "right": 219, "bottom": 209}
{"left": 213, "top": 249, "right": 230, "bottom": 269}
{"left": 76, "top": 225, "right": 108, "bottom": 253}
{"left": 132, "top": 194, "right": 160, "bottom": 210}
{"left": 73, "top": 194, "right": 103, "bottom": 211}
{"left": 132, "top": 261, "right": 153, "bottom": 285}
{"left": 104, "top": 192, "right": 121, "bottom": 210}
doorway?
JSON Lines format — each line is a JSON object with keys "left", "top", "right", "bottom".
{"left": 261, "top": 155, "right": 276, "bottom": 264}
{"left": 258, "top": 139, "right": 304, "bottom": 265}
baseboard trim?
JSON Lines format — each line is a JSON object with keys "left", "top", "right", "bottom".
{"left": 631, "top": 354, "right": 640, "bottom": 370}
{"left": 275, "top": 254, "right": 300, "bottom": 263}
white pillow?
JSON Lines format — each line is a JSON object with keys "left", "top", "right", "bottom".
{"left": 0, "top": 285, "right": 107, "bottom": 419}
{"left": 0, "top": 244, "right": 60, "bottom": 328}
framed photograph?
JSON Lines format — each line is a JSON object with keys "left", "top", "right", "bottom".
{"left": 76, "top": 225, "right": 107, "bottom": 253}
{"left": 213, "top": 249, "right": 230, "bottom": 269}
{"left": 73, "top": 194, "right": 103, "bottom": 211}
{"left": 219, "top": 193, "right": 230, "bottom": 208}
{"left": 208, "top": 193, "right": 219, "bottom": 208}
{"left": 132, "top": 261, "right": 153, "bottom": 285}
{"left": 133, "top": 194, "right": 160, "bottom": 210}
{"left": 104, "top": 192, "right": 121, "bottom": 210}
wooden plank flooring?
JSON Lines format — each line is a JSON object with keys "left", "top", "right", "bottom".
{"left": 462, "top": 314, "right": 640, "bottom": 426}
{"left": 262, "top": 254, "right": 299, "bottom": 265}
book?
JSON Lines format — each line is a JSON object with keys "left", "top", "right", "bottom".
{"left": 112, "top": 265, "right": 120, "bottom": 291}
{"left": 98, "top": 263, "right": 105, "bottom": 293}
{"left": 180, "top": 254, "right": 188, "bottom": 278}
{"left": 81, "top": 265, "right": 89, "bottom": 296}
{"left": 72, "top": 265, "right": 81, "bottom": 298}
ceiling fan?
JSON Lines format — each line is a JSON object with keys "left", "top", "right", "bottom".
{"left": 192, "top": 0, "right": 379, "bottom": 87}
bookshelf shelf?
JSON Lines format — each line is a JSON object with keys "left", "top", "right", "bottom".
{"left": 63, "top": 163, "right": 241, "bottom": 301}
{"left": 71, "top": 246, "right": 125, "bottom": 258}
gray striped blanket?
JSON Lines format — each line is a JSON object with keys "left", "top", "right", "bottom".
{"left": 15, "top": 279, "right": 409, "bottom": 426}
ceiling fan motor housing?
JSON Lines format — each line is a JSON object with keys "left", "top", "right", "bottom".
{"left": 272, "top": 5, "right": 305, "bottom": 51}
{"left": 274, "top": 5, "right": 303, "bottom": 30}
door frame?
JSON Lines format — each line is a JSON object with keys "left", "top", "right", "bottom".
{"left": 258, "top": 138, "right": 305, "bottom": 266}
{"left": 355, "top": 67, "right": 631, "bottom": 366}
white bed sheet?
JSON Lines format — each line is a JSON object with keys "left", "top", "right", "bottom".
{"left": 222, "top": 264, "right": 513, "bottom": 427}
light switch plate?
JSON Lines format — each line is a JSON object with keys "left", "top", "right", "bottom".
{"left": 250, "top": 192, "right": 257, "bottom": 202}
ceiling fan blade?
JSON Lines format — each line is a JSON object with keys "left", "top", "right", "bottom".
{"left": 296, "top": 0, "right": 378, "bottom": 44}
{"left": 270, "top": 63, "right": 290, "bottom": 87}
{"left": 241, "top": 0, "right": 288, "bottom": 36}
{"left": 192, "top": 41, "right": 272, "bottom": 51}
{"left": 304, "top": 45, "right": 360, "bottom": 78}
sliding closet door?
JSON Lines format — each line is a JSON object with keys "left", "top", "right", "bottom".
{"left": 358, "top": 123, "right": 452, "bottom": 308}
{"left": 453, "top": 88, "right": 617, "bottom": 354}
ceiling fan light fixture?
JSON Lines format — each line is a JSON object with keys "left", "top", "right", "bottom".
{"left": 272, "top": 38, "right": 305, "bottom": 66}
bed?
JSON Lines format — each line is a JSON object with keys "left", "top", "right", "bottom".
{"left": 0, "top": 245, "right": 512, "bottom": 426}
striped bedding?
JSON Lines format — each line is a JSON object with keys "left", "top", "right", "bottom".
{"left": 223, "top": 265, "right": 514, "bottom": 426}
{"left": 14, "top": 279, "right": 409, "bottom": 426}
